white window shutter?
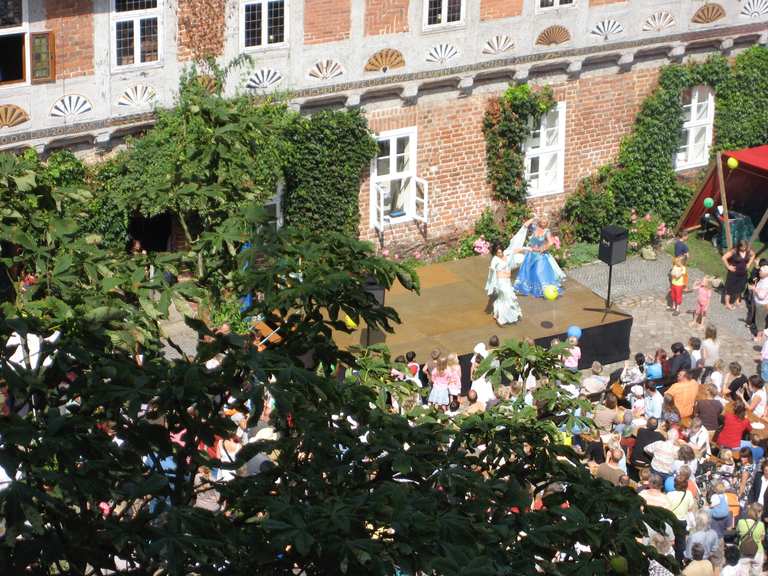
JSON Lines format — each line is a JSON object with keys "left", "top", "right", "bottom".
{"left": 373, "top": 181, "right": 386, "bottom": 231}
{"left": 414, "top": 177, "right": 429, "bottom": 223}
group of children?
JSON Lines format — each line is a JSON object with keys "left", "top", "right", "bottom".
{"left": 669, "top": 231, "right": 715, "bottom": 326}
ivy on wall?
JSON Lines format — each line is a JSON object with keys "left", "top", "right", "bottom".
{"left": 714, "top": 46, "right": 768, "bottom": 152}
{"left": 483, "top": 84, "right": 555, "bottom": 204}
{"left": 603, "top": 56, "right": 730, "bottom": 224}
{"left": 283, "top": 109, "right": 378, "bottom": 237}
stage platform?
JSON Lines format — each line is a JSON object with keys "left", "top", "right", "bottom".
{"left": 336, "top": 255, "right": 633, "bottom": 370}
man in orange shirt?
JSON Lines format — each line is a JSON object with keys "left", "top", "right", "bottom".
{"left": 666, "top": 369, "right": 699, "bottom": 420}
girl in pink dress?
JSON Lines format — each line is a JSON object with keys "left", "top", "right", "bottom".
{"left": 446, "top": 353, "right": 462, "bottom": 403}
{"left": 691, "top": 276, "right": 713, "bottom": 328}
{"left": 428, "top": 357, "right": 450, "bottom": 409}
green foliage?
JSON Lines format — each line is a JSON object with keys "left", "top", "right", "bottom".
{"left": 483, "top": 84, "right": 555, "bottom": 203}
{"left": 564, "top": 241, "right": 599, "bottom": 268}
{"left": 473, "top": 207, "right": 504, "bottom": 246}
{"left": 81, "top": 157, "right": 132, "bottom": 249}
{"left": 628, "top": 212, "right": 666, "bottom": 252}
{"left": 561, "top": 170, "right": 617, "bottom": 243}
{"left": 605, "top": 56, "right": 729, "bottom": 223}
{"left": 41, "top": 150, "right": 87, "bottom": 188}
{"left": 715, "top": 46, "right": 768, "bottom": 151}
{"left": 502, "top": 202, "right": 532, "bottom": 238}
{"left": 283, "top": 109, "right": 378, "bottom": 236}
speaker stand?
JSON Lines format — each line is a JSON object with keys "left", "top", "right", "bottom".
{"left": 583, "top": 263, "right": 632, "bottom": 322}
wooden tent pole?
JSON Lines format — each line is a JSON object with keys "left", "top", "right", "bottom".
{"left": 717, "top": 152, "right": 733, "bottom": 251}
{"left": 750, "top": 205, "right": 768, "bottom": 245}
{"left": 676, "top": 160, "right": 716, "bottom": 233}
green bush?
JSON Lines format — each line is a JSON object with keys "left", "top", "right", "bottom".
{"left": 561, "top": 171, "right": 617, "bottom": 243}
{"left": 503, "top": 202, "right": 532, "bottom": 238}
{"left": 82, "top": 157, "right": 132, "bottom": 249}
{"left": 473, "top": 207, "right": 503, "bottom": 246}
{"left": 566, "top": 242, "right": 599, "bottom": 268}
{"left": 628, "top": 212, "right": 666, "bottom": 252}
{"left": 283, "top": 109, "right": 378, "bottom": 236}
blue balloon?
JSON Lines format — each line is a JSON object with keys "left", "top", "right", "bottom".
{"left": 567, "top": 325, "right": 582, "bottom": 339}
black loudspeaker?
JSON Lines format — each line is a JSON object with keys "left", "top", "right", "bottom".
{"left": 599, "top": 226, "right": 628, "bottom": 266}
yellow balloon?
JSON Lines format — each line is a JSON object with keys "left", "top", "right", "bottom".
{"left": 727, "top": 156, "right": 739, "bottom": 170}
{"left": 543, "top": 285, "right": 559, "bottom": 301}
{"left": 343, "top": 315, "right": 358, "bottom": 329}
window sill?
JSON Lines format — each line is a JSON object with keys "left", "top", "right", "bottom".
{"left": 535, "top": 5, "right": 578, "bottom": 14}
{"left": 675, "top": 160, "right": 709, "bottom": 172}
{"left": 111, "top": 61, "right": 164, "bottom": 75}
{"left": 242, "top": 42, "right": 289, "bottom": 54}
{"left": 421, "top": 21, "right": 466, "bottom": 34}
{"left": 527, "top": 188, "right": 564, "bottom": 199}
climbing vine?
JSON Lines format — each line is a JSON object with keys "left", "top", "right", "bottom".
{"left": 601, "top": 55, "right": 730, "bottom": 224}
{"left": 483, "top": 83, "right": 555, "bottom": 204}
{"left": 283, "top": 109, "right": 378, "bottom": 236}
{"left": 714, "top": 46, "right": 768, "bottom": 152}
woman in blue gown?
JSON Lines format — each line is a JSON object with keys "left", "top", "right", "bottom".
{"left": 511, "top": 216, "right": 565, "bottom": 298}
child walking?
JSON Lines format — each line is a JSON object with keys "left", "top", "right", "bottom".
{"left": 691, "top": 276, "right": 713, "bottom": 328}
{"left": 669, "top": 256, "right": 686, "bottom": 316}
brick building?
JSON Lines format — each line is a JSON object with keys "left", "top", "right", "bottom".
{"left": 0, "top": 0, "right": 766, "bottom": 249}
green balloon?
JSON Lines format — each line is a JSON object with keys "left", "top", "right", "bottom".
{"left": 703, "top": 198, "right": 715, "bottom": 209}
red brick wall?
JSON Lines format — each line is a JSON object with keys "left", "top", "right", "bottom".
{"left": 305, "top": 0, "right": 351, "bottom": 44}
{"left": 365, "top": 0, "right": 409, "bottom": 36}
{"left": 360, "top": 67, "right": 662, "bottom": 249}
{"left": 177, "top": 0, "right": 226, "bottom": 61}
{"left": 589, "top": 0, "right": 627, "bottom": 4}
{"left": 480, "top": 0, "right": 523, "bottom": 20}
{"left": 45, "top": 0, "right": 94, "bottom": 79}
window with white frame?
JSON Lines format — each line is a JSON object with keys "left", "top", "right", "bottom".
{"left": 370, "top": 128, "right": 428, "bottom": 230}
{"left": 112, "top": 0, "right": 161, "bottom": 68}
{"left": 0, "top": 0, "right": 54, "bottom": 85}
{"left": 675, "top": 85, "right": 714, "bottom": 171}
{"left": 423, "top": 0, "right": 464, "bottom": 29}
{"left": 538, "top": 0, "right": 574, "bottom": 9}
{"left": 241, "top": 0, "right": 287, "bottom": 49}
{"left": 524, "top": 102, "right": 566, "bottom": 197}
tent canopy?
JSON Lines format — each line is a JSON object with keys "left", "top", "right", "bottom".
{"left": 679, "top": 145, "right": 768, "bottom": 232}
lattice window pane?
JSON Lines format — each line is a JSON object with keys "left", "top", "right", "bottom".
{"left": 31, "top": 33, "right": 53, "bottom": 81}
{"left": 540, "top": 0, "right": 555, "bottom": 7}
{"left": 690, "top": 127, "right": 707, "bottom": 164}
{"left": 267, "top": 0, "right": 285, "bottom": 44}
{"left": 244, "top": 3, "right": 262, "bottom": 47}
{"left": 139, "top": 17, "right": 158, "bottom": 62}
{"left": 115, "top": 0, "right": 157, "bottom": 12}
{"left": 396, "top": 136, "right": 410, "bottom": 172}
{"left": 0, "top": 0, "right": 23, "bottom": 28}
{"left": 559, "top": 0, "right": 573, "bottom": 5}
{"left": 427, "top": 0, "right": 442, "bottom": 25}
{"left": 540, "top": 153, "right": 558, "bottom": 188}
{"left": 377, "top": 140, "right": 391, "bottom": 176}
{"left": 446, "top": 0, "right": 462, "bottom": 22}
{"left": 115, "top": 20, "right": 135, "bottom": 66}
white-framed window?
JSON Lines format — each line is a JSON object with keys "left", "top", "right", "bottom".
{"left": 240, "top": 0, "right": 287, "bottom": 50}
{"left": 0, "top": 0, "right": 28, "bottom": 86}
{"left": 537, "top": 0, "right": 575, "bottom": 11}
{"left": 423, "top": 0, "right": 464, "bottom": 30}
{"left": 111, "top": 0, "right": 162, "bottom": 69}
{"left": 524, "top": 102, "right": 567, "bottom": 198}
{"left": 0, "top": 0, "right": 54, "bottom": 86}
{"left": 675, "top": 85, "right": 714, "bottom": 171}
{"left": 370, "top": 127, "right": 428, "bottom": 230}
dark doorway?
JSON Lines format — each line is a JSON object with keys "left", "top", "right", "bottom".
{"left": 128, "top": 213, "right": 172, "bottom": 252}
{"left": 0, "top": 34, "right": 25, "bottom": 84}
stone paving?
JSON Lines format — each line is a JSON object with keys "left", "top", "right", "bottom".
{"left": 569, "top": 253, "right": 759, "bottom": 375}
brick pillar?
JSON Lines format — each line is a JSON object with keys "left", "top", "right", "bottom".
{"left": 45, "top": 0, "right": 95, "bottom": 79}
{"left": 480, "top": 0, "right": 523, "bottom": 20}
{"left": 365, "top": 0, "right": 409, "bottom": 36}
{"left": 177, "top": 0, "right": 226, "bottom": 61}
{"left": 304, "top": 0, "right": 351, "bottom": 44}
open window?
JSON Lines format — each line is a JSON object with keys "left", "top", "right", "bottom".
{"left": 524, "top": 102, "right": 567, "bottom": 197}
{"left": 370, "top": 128, "right": 429, "bottom": 231}
{"left": 0, "top": 1, "right": 54, "bottom": 86}
{"left": 675, "top": 85, "right": 714, "bottom": 171}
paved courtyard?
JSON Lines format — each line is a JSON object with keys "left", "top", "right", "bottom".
{"left": 570, "top": 252, "right": 759, "bottom": 374}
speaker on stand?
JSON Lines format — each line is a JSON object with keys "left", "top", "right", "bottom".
{"left": 598, "top": 225, "right": 628, "bottom": 309}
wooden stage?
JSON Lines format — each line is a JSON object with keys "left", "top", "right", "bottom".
{"left": 336, "top": 255, "right": 633, "bottom": 369}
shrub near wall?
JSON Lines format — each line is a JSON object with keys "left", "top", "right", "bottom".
{"left": 283, "top": 109, "right": 378, "bottom": 237}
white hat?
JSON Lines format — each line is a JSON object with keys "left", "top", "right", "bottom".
{"left": 631, "top": 385, "right": 644, "bottom": 397}
{"left": 473, "top": 342, "right": 488, "bottom": 358}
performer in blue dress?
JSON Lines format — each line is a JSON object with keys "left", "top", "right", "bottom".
{"left": 510, "top": 216, "right": 566, "bottom": 298}
{"left": 485, "top": 244, "right": 522, "bottom": 325}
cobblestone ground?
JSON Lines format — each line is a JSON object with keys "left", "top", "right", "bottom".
{"left": 569, "top": 253, "right": 760, "bottom": 375}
